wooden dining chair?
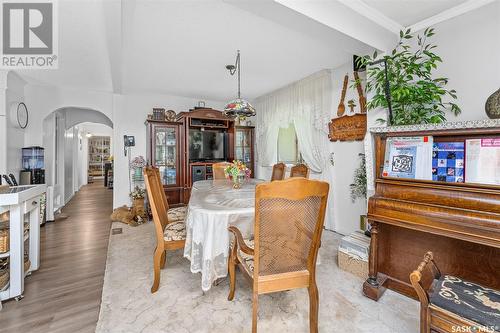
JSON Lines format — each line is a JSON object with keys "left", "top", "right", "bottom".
{"left": 144, "top": 167, "right": 186, "bottom": 293}
{"left": 228, "top": 178, "right": 330, "bottom": 333}
{"left": 290, "top": 163, "right": 309, "bottom": 178}
{"left": 152, "top": 167, "right": 187, "bottom": 222}
{"left": 271, "top": 162, "right": 286, "bottom": 181}
{"left": 212, "top": 162, "right": 231, "bottom": 179}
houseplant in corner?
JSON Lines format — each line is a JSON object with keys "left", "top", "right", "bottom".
{"left": 359, "top": 28, "right": 461, "bottom": 125}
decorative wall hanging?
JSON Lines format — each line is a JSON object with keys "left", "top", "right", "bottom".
{"left": 485, "top": 88, "right": 500, "bottom": 119}
{"left": 347, "top": 99, "right": 356, "bottom": 114}
{"left": 337, "top": 74, "right": 348, "bottom": 117}
{"left": 353, "top": 71, "right": 366, "bottom": 113}
{"left": 328, "top": 113, "right": 367, "bottom": 142}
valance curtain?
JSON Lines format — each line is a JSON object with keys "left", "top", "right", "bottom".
{"left": 254, "top": 69, "right": 332, "bottom": 173}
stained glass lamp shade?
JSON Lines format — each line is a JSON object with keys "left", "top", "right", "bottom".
{"left": 223, "top": 50, "right": 256, "bottom": 119}
{"left": 224, "top": 98, "right": 256, "bottom": 119}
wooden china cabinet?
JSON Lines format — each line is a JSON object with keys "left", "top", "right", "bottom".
{"left": 234, "top": 126, "right": 255, "bottom": 177}
{"left": 146, "top": 108, "right": 256, "bottom": 205}
{"left": 145, "top": 120, "right": 184, "bottom": 207}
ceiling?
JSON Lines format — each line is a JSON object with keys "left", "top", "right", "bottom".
{"left": 15, "top": 0, "right": 491, "bottom": 101}
{"left": 361, "top": 0, "right": 469, "bottom": 27}
{"left": 17, "top": 0, "right": 371, "bottom": 101}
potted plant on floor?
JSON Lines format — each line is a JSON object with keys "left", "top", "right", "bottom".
{"left": 358, "top": 28, "right": 461, "bottom": 125}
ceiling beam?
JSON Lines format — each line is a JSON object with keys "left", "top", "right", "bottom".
{"left": 101, "top": 0, "right": 123, "bottom": 94}
{"left": 274, "top": 0, "right": 398, "bottom": 52}
{"left": 408, "top": 0, "right": 497, "bottom": 32}
{"left": 337, "top": 0, "right": 402, "bottom": 34}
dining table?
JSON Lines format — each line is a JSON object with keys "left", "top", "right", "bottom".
{"left": 183, "top": 178, "right": 264, "bottom": 291}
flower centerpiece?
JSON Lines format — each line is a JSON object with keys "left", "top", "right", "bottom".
{"left": 130, "top": 156, "right": 146, "bottom": 181}
{"left": 224, "top": 160, "right": 251, "bottom": 189}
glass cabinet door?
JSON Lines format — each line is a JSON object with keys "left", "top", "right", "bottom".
{"left": 235, "top": 128, "right": 252, "bottom": 164}
{"left": 154, "top": 126, "right": 178, "bottom": 186}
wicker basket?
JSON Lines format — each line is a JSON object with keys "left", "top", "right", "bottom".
{"left": 0, "top": 228, "right": 8, "bottom": 254}
{"left": 0, "top": 260, "right": 8, "bottom": 289}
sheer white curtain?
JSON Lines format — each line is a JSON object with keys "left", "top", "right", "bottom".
{"left": 255, "top": 69, "right": 332, "bottom": 172}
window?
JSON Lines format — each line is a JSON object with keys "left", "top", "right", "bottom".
{"left": 277, "top": 123, "right": 300, "bottom": 164}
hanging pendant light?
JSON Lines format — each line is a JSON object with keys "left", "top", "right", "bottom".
{"left": 224, "top": 50, "right": 256, "bottom": 119}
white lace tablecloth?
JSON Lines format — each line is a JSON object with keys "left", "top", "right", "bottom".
{"left": 183, "top": 179, "right": 263, "bottom": 291}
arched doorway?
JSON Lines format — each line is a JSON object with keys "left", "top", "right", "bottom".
{"left": 42, "top": 107, "right": 113, "bottom": 216}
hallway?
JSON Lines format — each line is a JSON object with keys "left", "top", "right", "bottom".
{"left": 0, "top": 182, "right": 113, "bottom": 332}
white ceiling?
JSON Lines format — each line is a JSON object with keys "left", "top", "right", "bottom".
{"left": 15, "top": 0, "right": 491, "bottom": 101}
{"left": 17, "top": 0, "right": 113, "bottom": 92}
{"left": 361, "top": 0, "right": 469, "bottom": 27}
{"left": 121, "top": 0, "right": 370, "bottom": 100}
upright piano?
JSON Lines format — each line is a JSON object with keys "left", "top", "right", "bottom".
{"left": 363, "top": 124, "right": 500, "bottom": 301}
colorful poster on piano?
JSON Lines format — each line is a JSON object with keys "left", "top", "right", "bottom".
{"left": 465, "top": 138, "right": 500, "bottom": 185}
{"left": 383, "top": 136, "right": 433, "bottom": 180}
{"left": 432, "top": 142, "right": 465, "bottom": 182}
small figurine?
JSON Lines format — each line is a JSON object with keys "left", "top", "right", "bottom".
{"left": 348, "top": 99, "right": 356, "bottom": 114}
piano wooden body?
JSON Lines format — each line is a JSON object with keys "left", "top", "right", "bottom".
{"left": 363, "top": 126, "right": 500, "bottom": 301}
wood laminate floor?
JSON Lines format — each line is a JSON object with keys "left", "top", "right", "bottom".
{"left": 0, "top": 182, "right": 113, "bottom": 333}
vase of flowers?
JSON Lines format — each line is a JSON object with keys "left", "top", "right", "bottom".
{"left": 224, "top": 160, "right": 251, "bottom": 189}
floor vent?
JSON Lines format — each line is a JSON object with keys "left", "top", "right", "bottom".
{"left": 112, "top": 228, "right": 123, "bottom": 235}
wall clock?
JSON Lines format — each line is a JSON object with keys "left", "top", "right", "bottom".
{"left": 10, "top": 102, "right": 29, "bottom": 129}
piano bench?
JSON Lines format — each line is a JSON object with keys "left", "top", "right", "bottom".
{"left": 410, "top": 252, "right": 500, "bottom": 333}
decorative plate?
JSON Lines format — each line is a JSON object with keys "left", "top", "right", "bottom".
{"left": 485, "top": 88, "right": 500, "bottom": 119}
{"left": 165, "top": 110, "right": 177, "bottom": 122}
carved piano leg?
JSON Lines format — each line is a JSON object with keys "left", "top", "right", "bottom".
{"left": 363, "top": 221, "right": 387, "bottom": 301}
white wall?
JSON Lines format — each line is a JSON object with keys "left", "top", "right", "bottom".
{"left": 415, "top": 2, "right": 500, "bottom": 122}
{"left": 112, "top": 93, "right": 225, "bottom": 208}
{"left": 4, "top": 72, "right": 27, "bottom": 179}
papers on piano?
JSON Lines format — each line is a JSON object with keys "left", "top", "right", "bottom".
{"left": 432, "top": 142, "right": 465, "bottom": 183}
{"left": 465, "top": 138, "right": 500, "bottom": 185}
{"left": 383, "top": 136, "right": 433, "bottom": 180}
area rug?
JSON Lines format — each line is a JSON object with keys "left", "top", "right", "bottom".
{"left": 96, "top": 222, "right": 419, "bottom": 333}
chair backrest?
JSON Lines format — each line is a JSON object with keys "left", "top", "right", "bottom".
{"left": 271, "top": 163, "right": 286, "bottom": 181}
{"left": 212, "top": 162, "right": 231, "bottom": 180}
{"left": 290, "top": 163, "right": 309, "bottom": 178}
{"left": 144, "top": 167, "right": 170, "bottom": 244}
{"left": 253, "top": 178, "right": 329, "bottom": 278}
{"left": 152, "top": 167, "right": 170, "bottom": 212}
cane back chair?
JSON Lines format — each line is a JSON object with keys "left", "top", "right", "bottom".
{"left": 212, "top": 162, "right": 231, "bottom": 180}
{"left": 290, "top": 163, "right": 310, "bottom": 178}
{"left": 228, "top": 177, "right": 330, "bottom": 333}
{"left": 270, "top": 162, "right": 286, "bottom": 181}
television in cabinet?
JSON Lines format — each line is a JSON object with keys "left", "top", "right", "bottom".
{"left": 145, "top": 120, "right": 184, "bottom": 206}
{"left": 177, "top": 107, "right": 236, "bottom": 202}
{"left": 363, "top": 123, "right": 500, "bottom": 302}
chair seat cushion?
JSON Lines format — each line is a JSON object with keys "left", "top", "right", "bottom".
{"left": 168, "top": 206, "right": 187, "bottom": 222}
{"left": 163, "top": 221, "right": 186, "bottom": 242}
{"left": 236, "top": 238, "right": 254, "bottom": 274}
{"left": 429, "top": 275, "right": 500, "bottom": 328}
